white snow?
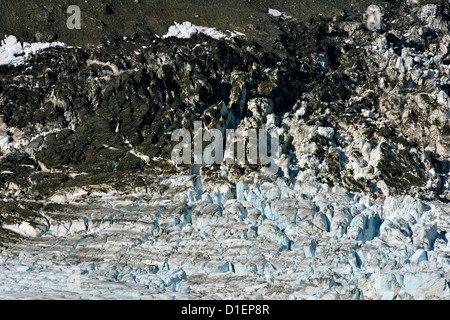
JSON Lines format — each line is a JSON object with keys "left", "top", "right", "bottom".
{"left": 267, "top": 8, "right": 284, "bottom": 17}
{"left": 0, "top": 35, "right": 66, "bottom": 67}
{"left": 130, "top": 149, "right": 150, "bottom": 163}
{"left": 0, "top": 135, "right": 24, "bottom": 151}
{"left": 162, "top": 21, "right": 245, "bottom": 40}
{"left": 366, "top": 5, "right": 383, "bottom": 30}
{"left": 226, "top": 30, "right": 246, "bottom": 38}
{"left": 0, "top": 136, "right": 11, "bottom": 151}
{"left": 163, "top": 21, "right": 226, "bottom": 39}
{"left": 3, "top": 222, "right": 38, "bottom": 237}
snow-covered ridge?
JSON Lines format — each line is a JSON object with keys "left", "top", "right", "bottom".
{"left": 0, "top": 35, "right": 66, "bottom": 67}
{"left": 162, "top": 21, "right": 245, "bottom": 40}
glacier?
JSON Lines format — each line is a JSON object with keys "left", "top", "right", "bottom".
{"left": 0, "top": 176, "right": 448, "bottom": 299}
{"left": 0, "top": 0, "right": 448, "bottom": 300}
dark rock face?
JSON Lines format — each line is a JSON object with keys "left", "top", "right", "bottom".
{"left": 0, "top": 0, "right": 386, "bottom": 49}
{"left": 0, "top": 0, "right": 448, "bottom": 202}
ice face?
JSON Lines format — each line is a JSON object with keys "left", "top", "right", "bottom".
{"left": 366, "top": 5, "right": 382, "bottom": 30}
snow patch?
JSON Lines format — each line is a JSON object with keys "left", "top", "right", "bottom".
{"left": 366, "top": 5, "right": 383, "bottom": 30}
{"left": 0, "top": 136, "right": 11, "bottom": 151}
{"left": 3, "top": 222, "right": 38, "bottom": 237}
{"left": 162, "top": 21, "right": 245, "bottom": 40}
{"left": 0, "top": 35, "right": 66, "bottom": 67}
{"left": 267, "top": 8, "right": 284, "bottom": 17}
{"left": 0, "top": 135, "right": 23, "bottom": 151}
{"left": 267, "top": 8, "right": 291, "bottom": 19}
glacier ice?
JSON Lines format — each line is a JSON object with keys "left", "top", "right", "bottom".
{"left": 0, "top": 176, "right": 448, "bottom": 299}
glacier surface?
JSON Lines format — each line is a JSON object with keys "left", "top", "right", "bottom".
{"left": 0, "top": 176, "right": 448, "bottom": 299}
